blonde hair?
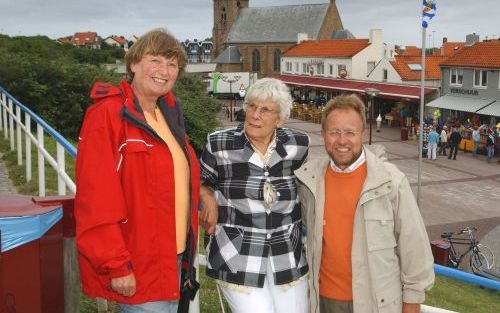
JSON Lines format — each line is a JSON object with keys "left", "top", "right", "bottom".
{"left": 125, "top": 28, "right": 187, "bottom": 81}
{"left": 322, "top": 94, "right": 366, "bottom": 130}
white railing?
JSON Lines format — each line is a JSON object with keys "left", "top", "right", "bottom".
{"left": 0, "top": 86, "right": 203, "bottom": 313}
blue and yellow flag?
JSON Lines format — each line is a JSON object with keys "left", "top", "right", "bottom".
{"left": 422, "top": 0, "right": 436, "bottom": 28}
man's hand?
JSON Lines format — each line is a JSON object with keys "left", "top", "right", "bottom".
{"left": 402, "top": 302, "right": 420, "bottom": 313}
{"left": 200, "top": 186, "right": 218, "bottom": 234}
{"left": 110, "top": 273, "right": 136, "bottom": 297}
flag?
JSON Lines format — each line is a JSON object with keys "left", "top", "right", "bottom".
{"left": 422, "top": 0, "right": 436, "bottom": 28}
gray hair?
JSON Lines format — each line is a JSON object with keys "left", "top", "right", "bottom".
{"left": 243, "top": 78, "right": 292, "bottom": 120}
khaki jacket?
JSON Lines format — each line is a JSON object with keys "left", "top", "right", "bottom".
{"left": 295, "top": 147, "right": 434, "bottom": 313}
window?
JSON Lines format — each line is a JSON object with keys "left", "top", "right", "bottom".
{"left": 303, "top": 63, "right": 309, "bottom": 74}
{"left": 317, "top": 63, "right": 324, "bottom": 75}
{"left": 473, "top": 69, "right": 487, "bottom": 88}
{"left": 408, "top": 63, "right": 422, "bottom": 71}
{"left": 252, "top": 49, "right": 260, "bottom": 72}
{"left": 329, "top": 65, "right": 333, "bottom": 75}
{"left": 383, "top": 69, "right": 388, "bottom": 81}
{"left": 367, "top": 61, "right": 376, "bottom": 75}
{"left": 286, "top": 62, "right": 292, "bottom": 72}
{"left": 273, "top": 49, "right": 281, "bottom": 72}
{"left": 450, "top": 68, "right": 463, "bottom": 85}
{"left": 338, "top": 64, "right": 346, "bottom": 77}
{"left": 295, "top": 63, "right": 299, "bottom": 72}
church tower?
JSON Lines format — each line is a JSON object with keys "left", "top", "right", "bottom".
{"left": 212, "top": 0, "right": 249, "bottom": 59}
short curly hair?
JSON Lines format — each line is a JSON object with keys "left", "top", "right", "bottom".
{"left": 125, "top": 28, "right": 187, "bottom": 81}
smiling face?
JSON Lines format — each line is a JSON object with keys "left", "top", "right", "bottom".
{"left": 244, "top": 99, "right": 284, "bottom": 144}
{"left": 130, "top": 54, "right": 179, "bottom": 102}
{"left": 322, "top": 108, "right": 365, "bottom": 170}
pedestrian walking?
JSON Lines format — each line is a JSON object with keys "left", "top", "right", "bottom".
{"left": 486, "top": 130, "right": 495, "bottom": 163}
{"left": 448, "top": 127, "right": 462, "bottom": 160}
{"left": 438, "top": 125, "right": 448, "bottom": 156}
{"left": 471, "top": 126, "right": 480, "bottom": 158}
{"left": 427, "top": 127, "right": 439, "bottom": 160}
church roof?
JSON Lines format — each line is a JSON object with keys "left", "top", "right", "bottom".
{"left": 226, "top": 4, "right": 330, "bottom": 44}
{"left": 331, "top": 29, "right": 355, "bottom": 40}
{"left": 214, "top": 45, "right": 242, "bottom": 64}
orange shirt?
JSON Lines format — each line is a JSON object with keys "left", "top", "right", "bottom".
{"left": 145, "top": 108, "right": 190, "bottom": 254}
{"left": 319, "top": 163, "right": 367, "bottom": 301}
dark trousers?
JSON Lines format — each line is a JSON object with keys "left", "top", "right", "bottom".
{"left": 448, "top": 144, "right": 458, "bottom": 159}
{"left": 438, "top": 142, "right": 447, "bottom": 155}
{"left": 320, "top": 297, "right": 353, "bottom": 313}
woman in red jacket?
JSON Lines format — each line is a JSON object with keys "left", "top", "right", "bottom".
{"left": 75, "top": 28, "right": 200, "bottom": 313}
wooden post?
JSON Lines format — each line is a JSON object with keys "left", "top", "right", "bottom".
{"left": 64, "top": 238, "right": 81, "bottom": 313}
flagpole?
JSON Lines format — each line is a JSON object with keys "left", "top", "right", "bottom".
{"left": 417, "top": 27, "right": 426, "bottom": 206}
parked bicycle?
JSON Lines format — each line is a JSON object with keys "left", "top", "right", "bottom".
{"left": 440, "top": 226, "right": 495, "bottom": 274}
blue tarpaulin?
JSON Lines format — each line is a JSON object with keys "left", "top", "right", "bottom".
{"left": 0, "top": 207, "right": 62, "bottom": 252}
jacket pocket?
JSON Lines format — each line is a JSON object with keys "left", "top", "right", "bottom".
{"left": 364, "top": 204, "right": 396, "bottom": 252}
{"left": 375, "top": 282, "right": 403, "bottom": 313}
{"left": 208, "top": 225, "right": 243, "bottom": 274}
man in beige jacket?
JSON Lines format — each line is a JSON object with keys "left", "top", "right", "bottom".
{"left": 295, "top": 94, "right": 434, "bottom": 313}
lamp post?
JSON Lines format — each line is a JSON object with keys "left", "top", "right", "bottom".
{"left": 221, "top": 74, "right": 241, "bottom": 122}
{"left": 365, "top": 88, "right": 380, "bottom": 145}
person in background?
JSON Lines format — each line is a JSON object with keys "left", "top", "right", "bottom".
{"left": 471, "top": 126, "right": 480, "bottom": 158}
{"left": 296, "top": 94, "right": 434, "bottom": 313}
{"left": 199, "top": 78, "right": 310, "bottom": 313}
{"left": 448, "top": 127, "right": 462, "bottom": 160}
{"left": 486, "top": 129, "right": 496, "bottom": 163}
{"left": 427, "top": 127, "right": 439, "bottom": 160}
{"left": 75, "top": 28, "right": 200, "bottom": 313}
{"left": 438, "top": 125, "right": 448, "bottom": 156}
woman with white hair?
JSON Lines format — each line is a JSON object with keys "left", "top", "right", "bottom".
{"left": 199, "top": 78, "right": 310, "bottom": 312}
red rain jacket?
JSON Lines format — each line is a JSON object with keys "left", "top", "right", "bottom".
{"left": 75, "top": 80, "right": 200, "bottom": 304}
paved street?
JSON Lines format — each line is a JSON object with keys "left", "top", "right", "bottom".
{"left": 220, "top": 107, "right": 500, "bottom": 272}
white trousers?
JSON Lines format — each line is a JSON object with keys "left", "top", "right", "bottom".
{"left": 218, "top": 261, "right": 309, "bottom": 313}
{"left": 427, "top": 142, "right": 437, "bottom": 160}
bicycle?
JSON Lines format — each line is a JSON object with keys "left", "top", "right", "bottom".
{"left": 440, "top": 226, "right": 495, "bottom": 274}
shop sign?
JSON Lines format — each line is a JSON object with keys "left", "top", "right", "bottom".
{"left": 450, "top": 88, "right": 479, "bottom": 96}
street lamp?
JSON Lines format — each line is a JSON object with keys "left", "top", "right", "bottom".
{"left": 221, "top": 74, "right": 241, "bottom": 122}
{"left": 365, "top": 88, "right": 380, "bottom": 145}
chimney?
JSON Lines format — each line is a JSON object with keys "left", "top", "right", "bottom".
{"left": 297, "top": 33, "right": 308, "bottom": 44}
{"left": 442, "top": 37, "right": 447, "bottom": 44}
{"left": 369, "top": 29, "right": 382, "bottom": 44}
{"left": 465, "top": 33, "right": 480, "bottom": 46}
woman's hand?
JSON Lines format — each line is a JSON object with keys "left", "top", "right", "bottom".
{"left": 200, "top": 186, "right": 218, "bottom": 234}
{"left": 111, "top": 273, "right": 136, "bottom": 297}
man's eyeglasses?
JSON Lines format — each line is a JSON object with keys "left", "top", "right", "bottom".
{"left": 246, "top": 103, "right": 279, "bottom": 117}
{"left": 326, "top": 129, "right": 362, "bottom": 138}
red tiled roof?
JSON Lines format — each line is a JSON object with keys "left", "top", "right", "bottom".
{"left": 390, "top": 55, "right": 447, "bottom": 81}
{"left": 441, "top": 41, "right": 500, "bottom": 68}
{"left": 111, "top": 36, "right": 127, "bottom": 45}
{"left": 72, "top": 32, "right": 98, "bottom": 46}
{"left": 396, "top": 46, "right": 422, "bottom": 56}
{"left": 283, "top": 39, "right": 370, "bottom": 58}
{"left": 278, "top": 74, "right": 437, "bottom": 100}
{"left": 440, "top": 42, "right": 465, "bottom": 56}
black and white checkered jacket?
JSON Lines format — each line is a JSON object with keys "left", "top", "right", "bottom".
{"left": 200, "top": 124, "right": 310, "bottom": 287}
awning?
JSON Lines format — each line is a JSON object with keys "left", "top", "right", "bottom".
{"left": 278, "top": 74, "right": 438, "bottom": 100}
{"left": 476, "top": 101, "right": 500, "bottom": 117}
{"left": 426, "top": 94, "right": 496, "bottom": 113}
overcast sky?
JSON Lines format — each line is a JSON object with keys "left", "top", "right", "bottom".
{"left": 1, "top": 0, "right": 498, "bottom": 48}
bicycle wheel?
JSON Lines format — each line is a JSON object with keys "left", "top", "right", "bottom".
{"left": 470, "top": 251, "right": 491, "bottom": 274}
{"left": 477, "top": 244, "right": 495, "bottom": 269}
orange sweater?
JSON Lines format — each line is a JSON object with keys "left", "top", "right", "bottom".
{"left": 319, "top": 163, "right": 367, "bottom": 300}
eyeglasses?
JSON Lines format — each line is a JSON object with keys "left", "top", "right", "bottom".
{"left": 326, "top": 129, "right": 362, "bottom": 138}
{"left": 246, "top": 103, "right": 279, "bottom": 117}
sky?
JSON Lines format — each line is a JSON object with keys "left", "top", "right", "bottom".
{"left": 1, "top": 0, "right": 499, "bottom": 48}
